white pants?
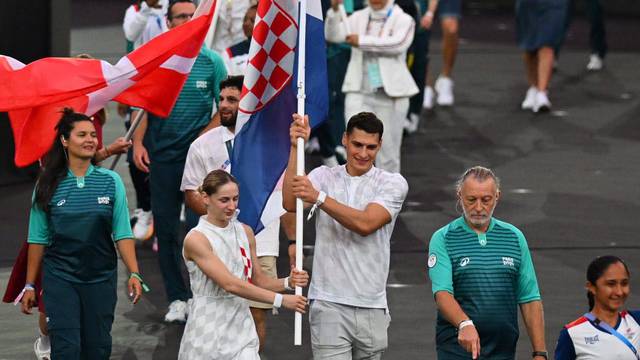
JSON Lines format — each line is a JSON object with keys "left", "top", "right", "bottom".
{"left": 344, "top": 91, "right": 409, "bottom": 173}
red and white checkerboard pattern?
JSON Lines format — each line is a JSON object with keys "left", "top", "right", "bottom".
{"left": 239, "top": 0, "right": 297, "bottom": 113}
{"left": 239, "top": 246, "right": 252, "bottom": 283}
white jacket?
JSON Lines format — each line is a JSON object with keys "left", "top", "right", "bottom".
{"left": 325, "top": 4, "right": 418, "bottom": 98}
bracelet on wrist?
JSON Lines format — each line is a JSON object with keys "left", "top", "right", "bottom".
{"left": 457, "top": 319, "right": 474, "bottom": 330}
{"left": 273, "top": 293, "right": 283, "bottom": 308}
{"left": 307, "top": 191, "right": 327, "bottom": 220}
{"left": 288, "top": 240, "right": 296, "bottom": 246}
{"left": 129, "top": 272, "right": 151, "bottom": 293}
{"left": 532, "top": 351, "right": 548, "bottom": 359}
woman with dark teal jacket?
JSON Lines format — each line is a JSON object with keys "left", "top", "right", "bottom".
{"left": 20, "top": 108, "right": 145, "bottom": 359}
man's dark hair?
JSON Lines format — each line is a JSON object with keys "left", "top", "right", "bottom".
{"left": 346, "top": 112, "right": 384, "bottom": 139}
{"left": 219, "top": 75, "right": 244, "bottom": 92}
{"left": 167, "top": 0, "right": 194, "bottom": 20}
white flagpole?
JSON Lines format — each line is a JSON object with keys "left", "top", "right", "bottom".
{"left": 294, "top": 0, "right": 307, "bottom": 347}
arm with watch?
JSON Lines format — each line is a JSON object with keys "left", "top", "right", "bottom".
{"left": 282, "top": 114, "right": 392, "bottom": 237}
{"left": 434, "top": 291, "right": 482, "bottom": 359}
{"left": 434, "top": 291, "right": 548, "bottom": 359}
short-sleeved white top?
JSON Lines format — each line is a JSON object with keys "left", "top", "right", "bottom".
{"left": 307, "top": 165, "right": 408, "bottom": 309}
{"left": 180, "top": 126, "right": 281, "bottom": 257}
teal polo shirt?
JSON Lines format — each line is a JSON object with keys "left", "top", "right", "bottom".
{"left": 428, "top": 217, "right": 541, "bottom": 359}
{"left": 28, "top": 165, "right": 133, "bottom": 283}
{"left": 147, "top": 46, "right": 227, "bottom": 163}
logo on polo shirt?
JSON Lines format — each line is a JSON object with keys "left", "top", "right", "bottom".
{"left": 502, "top": 257, "right": 515, "bottom": 267}
{"left": 428, "top": 254, "right": 437, "bottom": 268}
{"left": 97, "top": 196, "right": 110, "bottom": 205}
{"left": 460, "top": 257, "right": 470, "bottom": 267}
{"left": 196, "top": 80, "right": 208, "bottom": 89}
{"left": 584, "top": 335, "right": 599, "bottom": 344}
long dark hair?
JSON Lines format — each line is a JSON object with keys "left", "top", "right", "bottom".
{"left": 586, "top": 255, "right": 630, "bottom": 311}
{"left": 34, "top": 108, "right": 93, "bottom": 212}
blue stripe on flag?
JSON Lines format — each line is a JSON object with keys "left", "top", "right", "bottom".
{"left": 232, "top": 6, "right": 328, "bottom": 233}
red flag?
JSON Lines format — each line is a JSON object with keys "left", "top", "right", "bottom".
{"left": 0, "top": 0, "right": 217, "bottom": 167}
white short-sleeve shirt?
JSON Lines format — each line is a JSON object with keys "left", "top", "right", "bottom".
{"left": 307, "top": 165, "right": 408, "bottom": 309}
{"left": 180, "top": 126, "right": 281, "bottom": 257}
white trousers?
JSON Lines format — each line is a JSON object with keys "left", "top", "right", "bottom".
{"left": 344, "top": 91, "right": 409, "bottom": 173}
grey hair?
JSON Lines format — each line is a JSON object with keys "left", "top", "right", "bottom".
{"left": 455, "top": 166, "right": 501, "bottom": 194}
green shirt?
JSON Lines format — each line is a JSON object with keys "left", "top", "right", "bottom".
{"left": 28, "top": 165, "right": 133, "bottom": 283}
{"left": 428, "top": 217, "right": 541, "bottom": 359}
{"left": 147, "top": 46, "right": 227, "bottom": 163}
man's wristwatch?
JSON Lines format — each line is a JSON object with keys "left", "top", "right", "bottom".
{"left": 532, "top": 351, "right": 548, "bottom": 359}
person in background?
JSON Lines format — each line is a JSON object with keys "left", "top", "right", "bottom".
{"left": 325, "top": 0, "right": 418, "bottom": 173}
{"left": 221, "top": 5, "right": 256, "bottom": 75}
{"left": 516, "top": 0, "right": 568, "bottom": 113}
{"left": 122, "top": 0, "right": 168, "bottom": 240}
{"left": 132, "top": 0, "right": 228, "bottom": 324}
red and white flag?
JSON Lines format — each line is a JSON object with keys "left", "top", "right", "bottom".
{"left": 0, "top": 0, "right": 216, "bottom": 167}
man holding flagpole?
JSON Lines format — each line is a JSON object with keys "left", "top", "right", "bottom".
{"left": 132, "top": 0, "right": 228, "bottom": 324}
{"left": 284, "top": 112, "right": 408, "bottom": 359}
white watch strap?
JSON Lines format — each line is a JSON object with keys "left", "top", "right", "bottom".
{"left": 458, "top": 319, "right": 474, "bottom": 330}
{"left": 307, "top": 191, "right": 327, "bottom": 220}
{"left": 273, "top": 293, "right": 283, "bottom": 308}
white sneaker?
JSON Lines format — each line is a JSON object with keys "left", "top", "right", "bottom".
{"left": 322, "top": 155, "right": 339, "bottom": 167}
{"left": 435, "top": 76, "right": 454, "bottom": 106}
{"left": 521, "top": 86, "right": 538, "bottom": 110}
{"left": 404, "top": 113, "right": 420, "bottom": 134}
{"left": 532, "top": 91, "right": 551, "bottom": 113}
{"left": 34, "top": 336, "right": 51, "bottom": 360}
{"left": 133, "top": 210, "right": 153, "bottom": 240}
{"left": 586, "top": 54, "right": 603, "bottom": 71}
{"left": 422, "top": 86, "right": 435, "bottom": 109}
{"left": 164, "top": 300, "right": 187, "bottom": 323}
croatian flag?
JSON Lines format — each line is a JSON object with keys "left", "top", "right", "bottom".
{"left": 232, "top": 0, "right": 328, "bottom": 233}
{"left": 0, "top": 0, "right": 217, "bottom": 167}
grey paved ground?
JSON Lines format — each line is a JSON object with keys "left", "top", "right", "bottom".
{"left": 1, "top": 5, "right": 640, "bottom": 360}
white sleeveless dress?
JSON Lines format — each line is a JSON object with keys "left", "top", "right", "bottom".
{"left": 178, "top": 217, "right": 260, "bottom": 360}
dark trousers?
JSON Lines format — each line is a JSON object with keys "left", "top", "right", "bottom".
{"left": 408, "top": 29, "right": 432, "bottom": 116}
{"left": 128, "top": 161, "right": 151, "bottom": 211}
{"left": 43, "top": 269, "right": 117, "bottom": 360}
{"left": 125, "top": 120, "right": 151, "bottom": 211}
{"left": 559, "top": 0, "right": 607, "bottom": 58}
{"left": 586, "top": 0, "right": 606, "bottom": 58}
{"left": 316, "top": 44, "right": 350, "bottom": 159}
{"left": 150, "top": 160, "right": 191, "bottom": 302}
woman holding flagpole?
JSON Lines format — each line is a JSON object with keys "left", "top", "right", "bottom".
{"left": 555, "top": 255, "right": 640, "bottom": 359}
{"left": 178, "top": 170, "right": 308, "bottom": 359}
{"left": 20, "top": 108, "right": 145, "bottom": 359}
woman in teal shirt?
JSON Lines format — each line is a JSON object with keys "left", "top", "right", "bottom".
{"left": 20, "top": 108, "right": 145, "bottom": 359}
